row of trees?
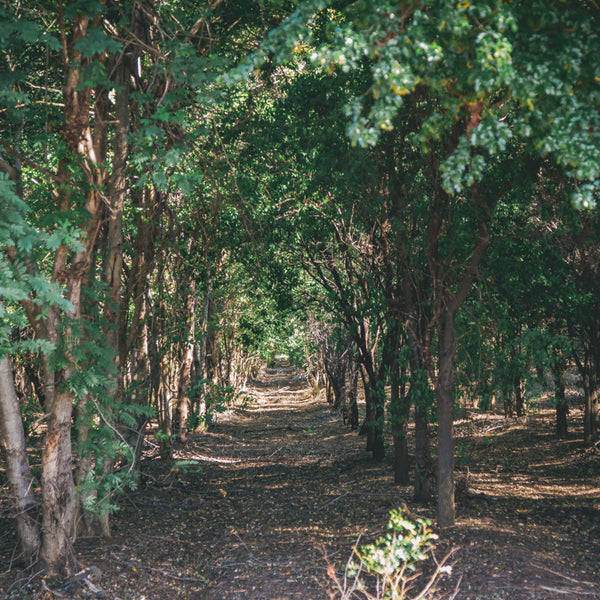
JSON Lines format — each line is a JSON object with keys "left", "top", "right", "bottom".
{"left": 232, "top": 0, "right": 600, "bottom": 529}
{"left": 0, "top": 0, "right": 300, "bottom": 576}
{"left": 1, "top": 0, "right": 599, "bottom": 579}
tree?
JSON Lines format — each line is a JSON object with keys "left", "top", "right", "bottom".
{"left": 230, "top": 0, "right": 600, "bottom": 527}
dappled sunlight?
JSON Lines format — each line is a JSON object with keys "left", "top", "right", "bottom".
{"left": 16, "top": 362, "right": 591, "bottom": 600}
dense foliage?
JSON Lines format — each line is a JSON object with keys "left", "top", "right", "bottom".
{"left": 0, "top": 0, "right": 599, "bottom": 579}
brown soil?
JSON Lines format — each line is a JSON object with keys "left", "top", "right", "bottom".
{"left": 1, "top": 364, "right": 599, "bottom": 599}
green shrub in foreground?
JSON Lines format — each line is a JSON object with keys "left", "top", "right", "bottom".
{"left": 327, "top": 509, "right": 459, "bottom": 600}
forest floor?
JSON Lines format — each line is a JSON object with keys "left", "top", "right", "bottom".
{"left": 1, "top": 362, "right": 600, "bottom": 600}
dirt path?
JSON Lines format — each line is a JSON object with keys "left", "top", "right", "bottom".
{"left": 1, "top": 363, "right": 599, "bottom": 599}
{"left": 84, "top": 363, "right": 405, "bottom": 600}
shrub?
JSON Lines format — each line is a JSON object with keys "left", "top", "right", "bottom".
{"left": 327, "top": 509, "right": 459, "bottom": 600}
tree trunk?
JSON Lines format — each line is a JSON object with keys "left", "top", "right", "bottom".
{"left": 436, "top": 309, "right": 455, "bottom": 528}
{"left": 553, "top": 362, "right": 568, "bottom": 438}
{"left": 0, "top": 355, "right": 41, "bottom": 563}
{"left": 372, "top": 387, "right": 385, "bottom": 461}
{"left": 360, "top": 376, "right": 375, "bottom": 452}
{"left": 408, "top": 340, "right": 434, "bottom": 503}
{"left": 583, "top": 368, "right": 599, "bottom": 444}
{"left": 33, "top": 7, "right": 109, "bottom": 574}
{"left": 175, "top": 279, "right": 197, "bottom": 442}
{"left": 390, "top": 359, "right": 410, "bottom": 485}
{"left": 39, "top": 352, "right": 78, "bottom": 576}
{"left": 413, "top": 405, "right": 434, "bottom": 503}
{"left": 360, "top": 369, "right": 385, "bottom": 460}
{"left": 514, "top": 374, "right": 524, "bottom": 418}
{"left": 345, "top": 363, "right": 359, "bottom": 429}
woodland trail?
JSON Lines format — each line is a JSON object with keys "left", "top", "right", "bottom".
{"left": 1, "top": 362, "right": 600, "bottom": 599}
{"left": 89, "top": 362, "right": 407, "bottom": 600}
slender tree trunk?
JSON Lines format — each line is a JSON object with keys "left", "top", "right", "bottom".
{"left": 372, "top": 385, "right": 385, "bottom": 460}
{"left": 437, "top": 309, "right": 456, "bottom": 528}
{"left": 413, "top": 405, "right": 433, "bottom": 502}
{"left": 345, "top": 363, "right": 359, "bottom": 429}
{"left": 175, "top": 280, "right": 197, "bottom": 442}
{"left": 583, "top": 367, "right": 599, "bottom": 444}
{"left": 0, "top": 356, "right": 41, "bottom": 563}
{"left": 360, "top": 368, "right": 385, "bottom": 460}
{"left": 408, "top": 340, "right": 434, "bottom": 503}
{"left": 205, "top": 293, "right": 217, "bottom": 385}
{"left": 514, "top": 374, "right": 524, "bottom": 418}
{"left": 390, "top": 364, "right": 410, "bottom": 485}
{"left": 33, "top": 7, "right": 109, "bottom": 574}
{"left": 360, "top": 370, "right": 375, "bottom": 451}
{"left": 426, "top": 172, "right": 498, "bottom": 526}
{"left": 553, "top": 362, "right": 568, "bottom": 438}
{"left": 40, "top": 352, "right": 78, "bottom": 576}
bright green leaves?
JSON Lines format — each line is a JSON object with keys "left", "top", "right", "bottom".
{"left": 338, "top": 508, "right": 450, "bottom": 598}
{"left": 0, "top": 177, "right": 72, "bottom": 352}
{"left": 230, "top": 0, "right": 600, "bottom": 203}
{"left": 75, "top": 26, "right": 123, "bottom": 58}
{"left": 441, "top": 113, "right": 514, "bottom": 192}
{"left": 472, "top": 30, "right": 514, "bottom": 91}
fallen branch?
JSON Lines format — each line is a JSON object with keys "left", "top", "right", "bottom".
{"left": 539, "top": 585, "right": 599, "bottom": 596}
{"left": 319, "top": 492, "right": 349, "bottom": 510}
{"left": 533, "top": 563, "right": 597, "bottom": 587}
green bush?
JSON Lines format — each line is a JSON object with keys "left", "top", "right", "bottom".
{"left": 327, "top": 509, "right": 458, "bottom": 600}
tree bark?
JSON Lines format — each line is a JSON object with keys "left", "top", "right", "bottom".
{"left": 39, "top": 363, "right": 78, "bottom": 576}
{"left": 35, "top": 8, "right": 106, "bottom": 574}
{"left": 553, "top": 362, "right": 568, "bottom": 438}
{"left": 175, "top": 279, "right": 197, "bottom": 442}
{"left": 0, "top": 355, "right": 41, "bottom": 562}
{"left": 514, "top": 374, "right": 524, "bottom": 418}
{"left": 436, "top": 309, "right": 456, "bottom": 528}
{"left": 582, "top": 368, "right": 599, "bottom": 444}
{"left": 427, "top": 175, "right": 498, "bottom": 527}
{"left": 345, "top": 362, "right": 359, "bottom": 429}
{"left": 409, "top": 342, "right": 434, "bottom": 503}
{"left": 413, "top": 404, "right": 434, "bottom": 502}
{"left": 390, "top": 355, "right": 410, "bottom": 485}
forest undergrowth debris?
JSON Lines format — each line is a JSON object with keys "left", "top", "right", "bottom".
{"left": 1, "top": 365, "right": 599, "bottom": 599}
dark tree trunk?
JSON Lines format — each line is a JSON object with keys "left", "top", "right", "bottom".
{"left": 360, "top": 381, "right": 385, "bottom": 459}
{"left": 361, "top": 382, "right": 375, "bottom": 452}
{"left": 390, "top": 359, "right": 410, "bottom": 485}
{"left": 359, "top": 362, "right": 385, "bottom": 459}
{"left": 409, "top": 342, "right": 434, "bottom": 503}
{"left": 345, "top": 363, "right": 359, "bottom": 429}
{"left": 437, "top": 309, "right": 455, "bottom": 528}
{"left": 413, "top": 405, "right": 434, "bottom": 502}
{"left": 326, "top": 379, "right": 333, "bottom": 405}
{"left": 553, "top": 362, "right": 568, "bottom": 438}
{"left": 174, "top": 279, "right": 197, "bottom": 443}
{"left": 393, "top": 420, "right": 410, "bottom": 486}
{"left": 372, "top": 389, "right": 385, "bottom": 461}
{"left": 425, "top": 174, "right": 497, "bottom": 527}
{"left": 583, "top": 368, "right": 599, "bottom": 444}
{"left": 514, "top": 374, "right": 524, "bottom": 418}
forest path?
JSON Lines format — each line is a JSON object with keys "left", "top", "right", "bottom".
{"left": 80, "top": 361, "right": 598, "bottom": 600}
{"left": 4, "top": 362, "right": 599, "bottom": 599}
{"left": 89, "top": 361, "right": 403, "bottom": 600}
{"left": 167, "top": 361, "right": 396, "bottom": 599}
{"left": 78, "top": 363, "right": 600, "bottom": 600}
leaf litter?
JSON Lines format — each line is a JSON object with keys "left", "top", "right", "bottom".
{"left": 0, "top": 363, "right": 599, "bottom": 599}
